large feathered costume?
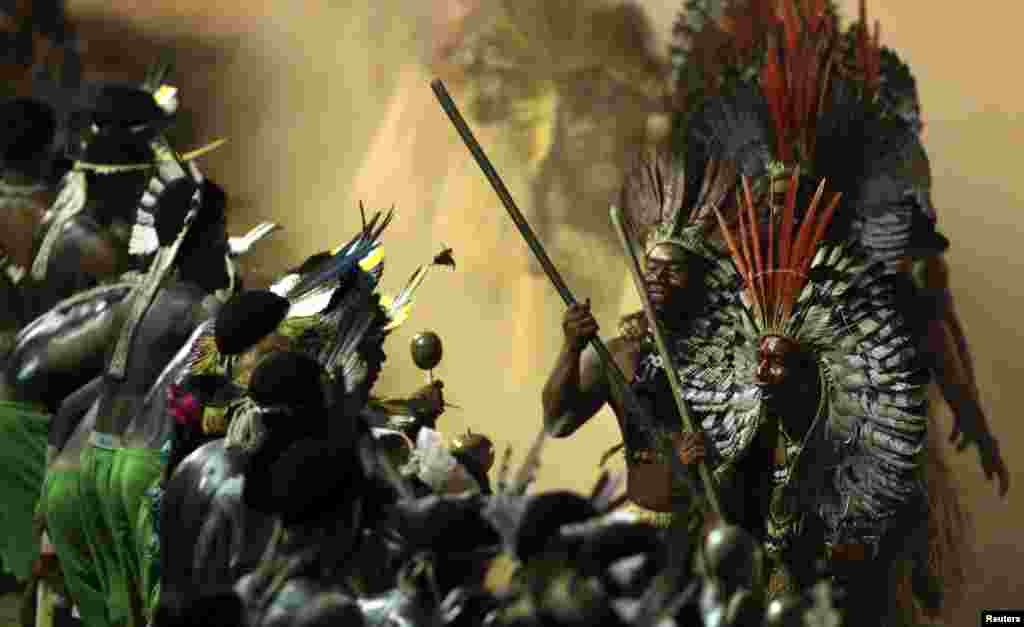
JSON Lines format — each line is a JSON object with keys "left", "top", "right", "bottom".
{"left": 664, "top": 1, "right": 973, "bottom": 620}
{"left": 622, "top": 140, "right": 928, "bottom": 556}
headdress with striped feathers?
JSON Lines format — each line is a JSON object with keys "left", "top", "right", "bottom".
{"left": 667, "top": 172, "right": 930, "bottom": 549}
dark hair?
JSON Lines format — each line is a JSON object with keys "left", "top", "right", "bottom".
{"left": 514, "top": 492, "right": 599, "bottom": 562}
{"left": 248, "top": 350, "right": 326, "bottom": 415}
{"left": 154, "top": 177, "right": 200, "bottom": 246}
{"left": 291, "top": 251, "right": 332, "bottom": 276}
{"left": 85, "top": 84, "right": 173, "bottom": 132}
{"left": 244, "top": 438, "right": 364, "bottom": 526}
{"left": 0, "top": 98, "right": 58, "bottom": 176}
{"left": 154, "top": 178, "right": 227, "bottom": 251}
{"left": 152, "top": 588, "right": 245, "bottom": 627}
{"left": 214, "top": 290, "right": 290, "bottom": 356}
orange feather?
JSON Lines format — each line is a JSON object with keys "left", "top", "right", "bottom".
{"left": 788, "top": 177, "right": 826, "bottom": 285}
{"left": 742, "top": 176, "right": 767, "bottom": 325}
{"left": 715, "top": 206, "right": 749, "bottom": 281}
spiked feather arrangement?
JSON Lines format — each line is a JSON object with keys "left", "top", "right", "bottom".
{"left": 284, "top": 203, "right": 391, "bottom": 308}
{"left": 713, "top": 170, "right": 841, "bottom": 337}
{"left": 759, "top": 0, "right": 837, "bottom": 166}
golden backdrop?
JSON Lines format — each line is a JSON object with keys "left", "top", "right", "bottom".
{"left": 64, "top": 0, "right": 1023, "bottom": 619}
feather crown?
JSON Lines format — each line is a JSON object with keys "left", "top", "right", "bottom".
{"left": 266, "top": 204, "right": 455, "bottom": 378}
{"left": 620, "top": 147, "right": 734, "bottom": 259}
{"left": 714, "top": 168, "right": 841, "bottom": 339}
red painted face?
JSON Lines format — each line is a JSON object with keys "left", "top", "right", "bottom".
{"left": 755, "top": 335, "right": 798, "bottom": 387}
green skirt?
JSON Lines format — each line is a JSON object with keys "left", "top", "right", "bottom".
{"left": 110, "top": 448, "right": 163, "bottom": 625}
{"left": 135, "top": 477, "right": 163, "bottom": 623}
{"left": 0, "top": 400, "right": 50, "bottom": 581}
{"left": 42, "top": 469, "right": 110, "bottom": 627}
{"left": 80, "top": 444, "right": 133, "bottom": 627}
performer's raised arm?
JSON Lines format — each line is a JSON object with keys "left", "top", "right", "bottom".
{"left": 541, "top": 300, "right": 613, "bottom": 437}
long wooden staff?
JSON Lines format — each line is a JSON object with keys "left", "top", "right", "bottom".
{"left": 431, "top": 79, "right": 713, "bottom": 512}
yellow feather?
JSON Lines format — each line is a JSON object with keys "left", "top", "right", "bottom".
{"left": 383, "top": 305, "right": 412, "bottom": 331}
{"left": 379, "top": 291, "right": 412, "bottom": 330}
{"left": 189, "top": 335, "right": 223, "bottom": 376}
{"left": 359, "top": 247, "right": 385, "bottom": 271}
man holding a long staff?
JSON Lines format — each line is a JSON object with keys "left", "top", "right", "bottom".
{"left": 541, "top": 148, "right": 721, "bottom": 534}
{"left": 431, "top": 79, "right": 724, "bottom": 542}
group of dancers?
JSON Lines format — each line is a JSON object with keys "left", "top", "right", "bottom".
{"left": 0, "top": 1, "right": 1011, "bottom": 626}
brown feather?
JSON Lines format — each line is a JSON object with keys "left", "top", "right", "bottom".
{"left": 693, "top": 158, "right": 739, "bottom": 224}
{"left": 619, "top": 147, "right": 673, "bottom": 245}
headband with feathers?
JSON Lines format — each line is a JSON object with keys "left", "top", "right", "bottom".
{"left": 619, "top": 147, "right": 733, "bottom": 259}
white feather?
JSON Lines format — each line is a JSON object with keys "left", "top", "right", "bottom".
{"left": 228, "top": 222, "right": 280, "bottom": 257}
{"left": 269, "top": 273, "right": 299, "bottom": 297}
{"left": 287, "top": 287, "right": 337, "bottom": 318}
{"left": 129, "top": 225, "right": 160, "bottom": 256}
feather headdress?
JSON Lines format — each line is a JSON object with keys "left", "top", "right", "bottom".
{"left": 714, "top": 170, "right": 841, "bottom": 339}
{"left": 620, "top": 146, "right": 735, "bottom": 259}
{"left": 264, "top": 205, "right": 454, "bottom": 386}
{"left": 271, "top": 207, "right": 455, "bottom": 328}
{"left": 671, "top": 169, "right": 928, "bottom": 549}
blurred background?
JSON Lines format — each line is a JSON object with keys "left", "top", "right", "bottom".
{"left": 13, "top": 0, "right": 1020, "bottom": 620}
